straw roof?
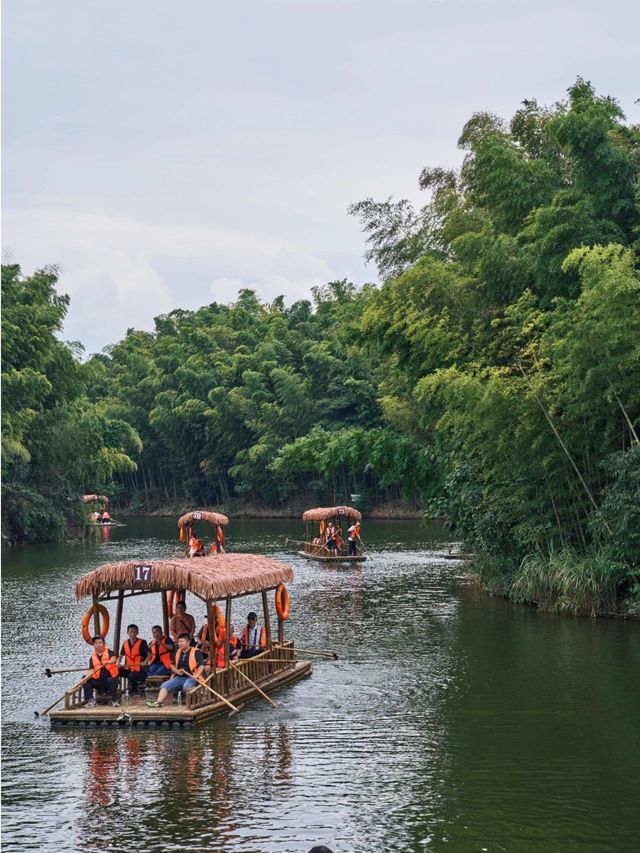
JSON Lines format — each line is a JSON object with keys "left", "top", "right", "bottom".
{"left": 178, "top": 510, "right": 229, "bottom": 528}
{"left": 82, "top": 494, "right": 109, "bottom": 504}
{"left": 75, "top": 553, "right": 292, "bottom": 600}
{"left": 302, "top": 505, "right": 362, "bottom": 522}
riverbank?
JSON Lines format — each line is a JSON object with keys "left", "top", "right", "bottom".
{"left": 117, "top": 499, "right": 424, "bottom": 520}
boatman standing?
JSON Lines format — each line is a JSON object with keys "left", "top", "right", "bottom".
{"left": 84, "top": 635, "right": 120, "bottom": 707}
{"left": 169, "top": 600, "right": 196, "bottom": 643}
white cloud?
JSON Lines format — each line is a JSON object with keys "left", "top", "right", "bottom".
{"left": 2, "top": 207, "right": 339, "bottom": 352}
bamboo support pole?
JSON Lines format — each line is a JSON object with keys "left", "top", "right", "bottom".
{"left": 114, "top": 589, "right": 124, "bottom": 654}
{"left": 161, "top": 590, "right": 169, "bottom": 638}
{"left": 262, "top": 589, "right": 272, "bottom": 653}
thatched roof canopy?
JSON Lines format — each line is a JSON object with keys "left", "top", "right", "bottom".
{"left": 82, "top": 494, "right": 109, "bottom": 504}
{"left": 302, "top": 505, "right": 362, "bottom": 522}
{"left": 76, "top": 554, "right": 293, "bottom": 601}
{"left": 178, "top": 510, "right": 229, "bottom": 528}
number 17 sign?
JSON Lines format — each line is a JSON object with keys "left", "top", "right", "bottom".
{"left": 134, "top": 565, "right": 153, "bottom": 583}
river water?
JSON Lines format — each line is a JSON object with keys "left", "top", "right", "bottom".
{"left": 2, "top": 518, "right": 638, "bottom": 852}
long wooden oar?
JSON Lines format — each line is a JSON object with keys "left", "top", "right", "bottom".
{"left": 274, "top": 645, "right": 338, "bottom": 660}
{"left": 195, "top": 675, "right": 240, "bottom": 715}
{"left": 231, "top": 664, "right": 283, "bottom": 708}
{"left": 35, "top": 665, "right": 102, "bottom": 718}
{"left": 45, "top": 666, "right": 87, "bottom": 678}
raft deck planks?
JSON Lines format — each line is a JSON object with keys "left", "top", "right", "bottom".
{"left": 297, "top": 550, "right": 366, "bottom": 562}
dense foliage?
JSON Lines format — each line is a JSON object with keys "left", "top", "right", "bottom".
{"left": 351, "top": 79, "right": 640, "bottom": 613}
{"left": 3, "top": 79, "right": 639, "bottom": 615}
{"left": 1, "top": 265, "right": 140, "bottom": 542}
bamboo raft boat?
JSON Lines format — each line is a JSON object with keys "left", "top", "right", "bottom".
{"left": 48, "top": 554, "right": 311, "bottom": 727}
{"left": 295, "top": 506, "right": 367, "bottom": 562}
{"left": 178, "top": 509, "right": 229, "bottom": 555}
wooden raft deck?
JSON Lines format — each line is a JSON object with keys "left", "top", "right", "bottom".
{"left": 50, "top": 647, "right": 311, "bottom": 727}
{"left": 297, "top": 543, "right": 366, "bottom": 563}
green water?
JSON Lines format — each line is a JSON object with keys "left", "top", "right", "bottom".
{"left": 2, "top": 518, "right": 639, "bottom": 852}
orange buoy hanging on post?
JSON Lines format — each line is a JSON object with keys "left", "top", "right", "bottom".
{"left": 275, "top": 584, "right": 290, "bottom": 620}
{"left": 179, "top": 527, "right": 185, "bottom": 543}
{"left": 81, "top": 604, "right": 110, "bottom": 644}
{"left": 217, "top": 525, "right": 224, "bottom": 545}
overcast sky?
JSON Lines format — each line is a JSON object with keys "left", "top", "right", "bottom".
{"left": 3, "top": 0, "right": 639, "bottom": 354}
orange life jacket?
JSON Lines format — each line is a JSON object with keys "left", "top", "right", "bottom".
{"left": 101, "top": 512, "right": 111, "bottom": 520}
{"left": 149, "top": 638, "right": 172, "bottom": 670}
{"left": 241, "top": 624, "right": 266, "bottom": 650}
{"left": 91, "top": 648, "right": 119, "bottom": 679}
{"left": 123, "top": 638, "right": 144, "bottom": 672}
{"left": 174, "top": 646, "right": 199, "bottom": 675}
{"left": 215, "top": 634, "right": 239, "bottom": 668}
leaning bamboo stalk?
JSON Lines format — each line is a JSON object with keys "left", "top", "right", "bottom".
{"left": 515, "top": 357, "right": 612, "bottom": 533}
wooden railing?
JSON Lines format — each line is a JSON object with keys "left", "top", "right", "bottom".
{"left": 186, "top": 641, "right": 296, "bottom": 710}
{"left": 64, "top": 676, "right": 126, "bottom": 709}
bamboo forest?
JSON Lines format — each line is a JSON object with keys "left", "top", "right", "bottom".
{"left": 3, "top": 80, "right": 639, "bottom": 617}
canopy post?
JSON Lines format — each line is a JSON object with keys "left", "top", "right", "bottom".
{"left": 92, "top": 594, "right": 100, "bottom": 636}
{"left": 161, "top": 590, "right": 169, "bottom": 637}
{"left": 224, "top": 595, "right": 232, "bottom": 692}
{"left": 278, "top": 616, "right": 284, "bottom": 647}
{"left": 206, "top": 597, "right": 215, "bottom": 672}
{"left": 262, "top": 589, "right": 272, "bottom": 652}
{"left": 114, "top": 589, "right": 124, "bottom": 653}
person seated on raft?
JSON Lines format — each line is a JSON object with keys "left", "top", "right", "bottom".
{"left": 169, "top": 600, "right": 196, "bottom": 644}
{"left": 148, "top": 625, "right": 174, "bottom": 676}
{"left": 84, "top": 635, "right": 120, "bottom": 707}
{"left": 99, "top": 510, "right": 111, "bottom": 524}
{"left": 240, "top": 611, "right": 266, "bottom": 659}
{"left": 211, "top": 624, "right": 241, "bottom": 672}
{"left": 118, "top": 623, "right": 150, "bottom": 697}
{"left": 188, "top": 534, "right": 205, "bottom": 557}
{"left": 89, "top": 510, "right": 100, "bottom": 523}
{"left": 145, "top": 633, "right": 205, "bottom": 708}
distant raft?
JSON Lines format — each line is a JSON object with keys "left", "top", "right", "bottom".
{"left": 294, "top": 505, "right": 367, "bottom": 562}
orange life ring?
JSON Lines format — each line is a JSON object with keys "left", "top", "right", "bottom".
{"left": 81, "top": 604, "right": 110, "bottom": 645}
{"left": 212, "top": 604, "right": 225, "bottom": 643}
{"left": 167, "top": 589, "right": 184, "bottom": 619}
{"left": 216, "top": 525, "right": 224, "bottom": 544}
{"left": 275, "top": 583, "right": 290, "bottom": 621}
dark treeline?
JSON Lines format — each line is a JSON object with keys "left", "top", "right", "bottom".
{"left": 2, "top": 79, "right": 639, "bottom": 614}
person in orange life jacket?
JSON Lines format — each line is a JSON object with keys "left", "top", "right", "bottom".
{"left": 169, "top": 600, "right": 196, "bottom": 644}
{"left": 100, "top": 510, "right": 111, "bottom": 524}
{"left": 325, "top": 521, "right": 337, "bottom": 555}
{"left": 240, "top": 612, "right": 267, "bottom": 659}
{"left": 84, "top": 635, "right": 120, "bottom": 707}
{"left": 207, "top": 540, "right": 218, "bottom": 555}
{"left": 347, "top": 521, "right": 361, "bottom": 556}
{"left": 189, "top": 535, "right": 204, "bottom": 557}
{"left": 146, "top": 634, "right": 204, "bottom": 707}
{"left": 213, "top": 623, "right": 240, "bottom": 670}
{"left": 148, "top": 625, "right": 174, "bottom": 676}
{"left": 118, "top": 624, "right": 150, "bottom": 696}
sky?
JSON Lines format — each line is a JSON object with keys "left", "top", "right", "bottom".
{"left": 3, "top": 0, "right": 639, "bottom": 354}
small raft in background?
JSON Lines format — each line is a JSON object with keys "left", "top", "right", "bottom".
{"left": 295, "top": 505, "right": 367, "bottom": 562}
{"left": 178, "top": 509, "right": 229, "bottom": 556}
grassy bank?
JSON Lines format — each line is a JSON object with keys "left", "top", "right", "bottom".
{"left": 472, "top": 547, "right": 640, "bottom": 618}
